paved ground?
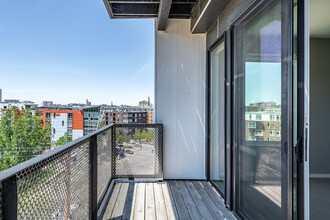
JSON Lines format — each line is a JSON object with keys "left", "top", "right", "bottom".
{"left": 116, "top": 143, "right": 157, "bottom": 176}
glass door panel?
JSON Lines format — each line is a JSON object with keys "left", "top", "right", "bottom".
{"left": 234, "top": 0, "right": 284, "bottom": 219}
{"left": 210, "top": 41, "right": 225, "bottom": 194}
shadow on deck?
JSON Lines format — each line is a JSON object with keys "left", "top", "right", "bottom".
{"left": 100, "top": 180, "right": 236, "bottom": 220}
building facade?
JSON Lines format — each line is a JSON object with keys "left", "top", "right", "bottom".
{"left": 39, "top": 110, "right": 84, "bottom": 142}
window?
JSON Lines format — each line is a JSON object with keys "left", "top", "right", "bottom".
{"left": 248, "top": 122, "right": 256, "bottom": 128}
{"left": 46, "top": 112, "right": 51, "bottom": 119}
{"left": 62, "top": 121, "right": 64, "bottom": 126}
{"left": 68, "top": 129, "right": 72, "bottom": 135}
{"left": 68, "top": 113, "right": 73, "bottom": 119}
{"left": 53, "top": 128, "right": 56, "bottom": 134}
{"left": 276, "top": 130, "right": 281, "bottom": 137}
{"left": 267, "top": 122, "right": 270, "bottom": 128}
{"left": 273, "top": 123, "right": 275, "bottom": 128}
{"left": 53, "top": 113, "right": 56, "bottom": 118}
{"left": 68, "top": 121, "right": 73, "bottom": 127}
{"left": 256, "top": 114, "right": 262, "bottom": 120}
{"left": 276, "top": 115, "right": 280, "bottom": 121}
{"left": 270, "top": 114, "right": 274, "bottom": 121}
{"left": 270, "top": 130, "right": 275, "bottom": 136}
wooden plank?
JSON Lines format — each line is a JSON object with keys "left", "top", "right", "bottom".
{"left": 192, "top": 181, "right": 225, "bottom": 219}
{"left": 111, "top": 183, "right": 129, "bottom": 219}
{"left": 200, "top": 181, "right": 236, "bottom": 220}
{"left": 168, "top": 181, "right": 191, "bottom": 220}
{"left": 185, "top": 181, "right": 214, "bottom": 220}
{"left": 102, "top": 183, "right": 122, "bottom": 220}
{"left": 123, "top": 183, "right": 135, "bottom": 220}
{"left": 154, "top": 183, "right": 167, "bottom": 220}
{"left": 161, "top": 182, "right": 178, "bottom": 220}
{"left": 145, "top": 183, "right": 156, "bottom": 220}
{"left": 177, "top": 181, "right": 202, "bottom": 220}
{"left": 133, "top": 183, "right": 146, "bottom": 220}
{"left": 129, "top": 183, "right": 138, "bottom": 220}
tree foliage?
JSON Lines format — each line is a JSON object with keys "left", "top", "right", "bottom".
{"left": 0, "top": 108, "right": 51, "bottom": 172}
{"left": 55, "top": 132, "right": 72, "bottom": 147}
{"left": 116, "top": 128, "right": 130, "bottom": 143}
{"left": 134, "top": 129, "right": 154, "bottom": 143}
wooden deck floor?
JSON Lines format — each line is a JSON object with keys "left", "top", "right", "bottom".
{"left": 102, "top": 180, "right": 236, "bottom": 220}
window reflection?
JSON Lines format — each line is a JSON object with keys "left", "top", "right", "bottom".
{"left": 245, "top": 62, "right": 281, "bottom": 142}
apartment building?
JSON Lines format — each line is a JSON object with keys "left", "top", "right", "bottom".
{"left": 104, "top": 106, "right": 154, "bottom": 125}
{"left": 0, "top": 101, "right": 38, "bottom": 115}
{"left": 83, "top": 106, "right": 102, "bottom": 135}
{"left": 146, "top": 111, "right": 154, "bottom": 124}
{"left": 39, "top": 110, "right": 84, "bottom": 142}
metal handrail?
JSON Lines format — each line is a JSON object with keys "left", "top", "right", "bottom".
{"left": 0, "top": 124, "right": 114, "bottom": 183}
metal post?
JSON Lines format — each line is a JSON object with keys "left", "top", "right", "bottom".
{"left": 111, "top": 126, "right": 116, "bottom": 178}
{"left": 2, "top": 176, "right": 17, "bottom": 220}
{"left": 90, "top": 135, "right": 98, "bottom": 220}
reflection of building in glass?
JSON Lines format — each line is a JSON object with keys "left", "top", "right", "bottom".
{"left": 245, "top": 102, "right": 281, "bottom": 141}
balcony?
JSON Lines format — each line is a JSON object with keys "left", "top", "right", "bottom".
{"left": 0, "top": 124, "right": 235, "bottom": 220}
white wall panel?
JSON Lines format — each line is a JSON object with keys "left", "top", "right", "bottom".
{"left": 51, "top": 113, "right": 68, "bottom": 142}
{"left": 156, "top": 19, "right": 206, "bottom": 179}
{"left": 72, "top": 130, "right": 83, "bottom": 140}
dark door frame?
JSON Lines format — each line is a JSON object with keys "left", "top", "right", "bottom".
{"left": 206, "top": 34, "right": 228, "bottom": 201}
{"left": 296, "top": 0, "right": 306, "bottom": 218}
{"left": 230, "top": 0, "right": 294, "bottom": 219}
{"left": 205, "top": 0, "right": 305, "bottom": 217}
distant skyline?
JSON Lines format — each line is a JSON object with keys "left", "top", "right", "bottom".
{"left": 0, "top": 0, "right": 155, "bottom": 106}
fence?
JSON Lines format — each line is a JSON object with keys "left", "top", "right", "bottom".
{"left": 0, "top": 123, "right": 163, "bottom": 220}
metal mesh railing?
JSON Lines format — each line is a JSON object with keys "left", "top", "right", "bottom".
{"left": 16, "top": 141, "right": 91, "bottom": 220}
{"left": 0, "top": 123, "right": 163, "bottom": 219}
{"left": 112, "top": 124, "right": 163, "bottom": 179}
{"left": 97, "top": 129, "right": 112, "bottom": 206}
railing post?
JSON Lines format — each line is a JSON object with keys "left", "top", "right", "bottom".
{"left": 111, "top": 126, "right": 116, "bottom": 178}
{"left": 2, "top": 176, "right": 17, "bottom": 220}
{"left": 90, "top": 135, "right": 98, "bottom": 220}
{"left": 159, "top": 125, "right": 164, "bottom": 178}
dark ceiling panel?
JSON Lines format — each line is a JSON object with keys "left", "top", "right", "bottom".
{"left": 111, "top": 3, "right": 159, "bottom": 15}
{"left": 105, "top": 0, "right": 197, "bottom": 20}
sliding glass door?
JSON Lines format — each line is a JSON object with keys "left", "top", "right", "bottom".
{"left": 234, "top": 0, "right": 293, "bottom": 219}
{"left": 209, "top": 39, "right": 226, "bottom": 194}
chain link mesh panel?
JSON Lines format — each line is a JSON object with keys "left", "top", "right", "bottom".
{"left": 112, "top": 124, "right": 163, "bottom": 178}
{"left": 16, "top": 140, "right": 91, "bottom": 220}
{"left": 97, "top": 128, "right": 112, "bottom": 205}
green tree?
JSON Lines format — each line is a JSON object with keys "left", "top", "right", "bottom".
{"left": 55, "top": 132, "right": 72, "bottom": 147}
{"left": 0, "top": 108, "right": 51, "bottom": 172}
{"left": 116, "top": 128, "right": 130, "bottom": 144}
{"left": 134, "top": 129, "right": 142, "bottom": 144}
{"left": 146, "top": 130, "right": 154, "bottom": 143}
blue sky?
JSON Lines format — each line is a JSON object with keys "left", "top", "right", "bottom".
{"left": 245, "top": 62, "right": 281, "bottom": 106}
{"left": 0, "top": 0, "right": 155, "bottom": 106}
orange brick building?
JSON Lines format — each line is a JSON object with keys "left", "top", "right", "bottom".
{"left": 38, "top": 110, "right": 84, "bottom": 142}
